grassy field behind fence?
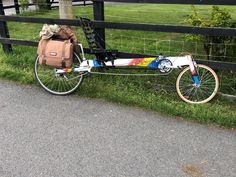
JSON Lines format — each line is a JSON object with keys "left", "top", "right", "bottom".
{"left": 0, "top": 4, "right": 236, "bottom": 128}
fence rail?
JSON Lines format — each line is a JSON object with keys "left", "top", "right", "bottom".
{"left": 93, "top": 0, "right": 236, "bottom": 5}
{"left": 94, "top": 21, "right": 236, "bottom": 37}
{"left": 1, "top": 37, "right": 235, "bottom": 72}
{"left": 1, "top": 15, "right": 236, "bottom": 37}
{"left": 0, "top": 0, "right": 235, "bottom": 72}
{"left": 0, "top": 15, "right": 80, "bottom": 26}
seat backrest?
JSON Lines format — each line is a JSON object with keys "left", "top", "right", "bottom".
{"left": 78, "top": 17, "right": 104, "bottom": 53}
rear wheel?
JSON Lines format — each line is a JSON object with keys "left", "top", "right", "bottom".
{"left": 34, "top": 53, "right": 84, "bottom": 95}
{"left": 176, "top": 64, "right": 219, "bottom": 104}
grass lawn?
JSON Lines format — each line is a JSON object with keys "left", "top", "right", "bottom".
{"left": 0, "top": 4, "right": 235, "bottom": 128}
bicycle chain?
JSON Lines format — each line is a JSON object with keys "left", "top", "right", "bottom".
{"left": 89, "top": 71, "right": 172, "bottom": 76}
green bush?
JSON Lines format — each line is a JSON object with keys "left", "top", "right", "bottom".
{"left": 19, "top": 0, "right": 29, "bottom": 11}
{"left": 186, "top": 6, "right": 236, "bottom": 62}
{"left": 32, "top": 0, "right": 48, "bottom": 10}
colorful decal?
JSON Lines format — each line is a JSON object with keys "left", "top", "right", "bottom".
{"left": 128, "top": 58, "right": 145, "bottom": 66}
{"left": 189, "top": 63, "right": 200, "bottom": 85}
{"left": 93, "top": 59, "right": 102, "bottom": 67}
{"left": 63, "top": 68, "right": 72, "bottom": 73}
{"left": 92, "top": 58, "right": 158, "bottom": 68}
{"left": 148, "top": 60, "right": 159, "bottom": 68}
{"left": 128, "top": 58, "right": 157, "bottom": 67}
{"left": 191, "top": 70, "right": 196, "bottom": 75}
{"left": 192, "top": 75, "right": 200, "bottom": 85}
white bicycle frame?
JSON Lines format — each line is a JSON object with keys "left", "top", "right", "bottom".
{"left": 55, "top": 44, "right": 199, "bottom": 84}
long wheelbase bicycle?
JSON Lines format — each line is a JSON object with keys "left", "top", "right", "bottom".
{"left": 34, "top": 16, "right": 219, "bottom": 104}
{"left": 34, "top": 48, "right": 219, "bottom": 104}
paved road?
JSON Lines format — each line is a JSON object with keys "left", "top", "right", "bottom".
{"left": 0, "top": 81, "right": 235, "bottom": 177}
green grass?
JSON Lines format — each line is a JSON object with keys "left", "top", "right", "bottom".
{"left": 0, "top": 4, "right": 236, "bottom": 128}
{"left": 12, "top": 4, "right": 236, "bottom": 62}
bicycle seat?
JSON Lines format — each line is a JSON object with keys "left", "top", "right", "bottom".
{"left": 77, "top": 16, "right": 118, "bottom": 61}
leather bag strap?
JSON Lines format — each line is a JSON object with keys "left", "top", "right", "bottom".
{"left": 41, "top": 39, "right": 49, "bottom": 65}
{"left": 61, "top": 40, "right": 68, "bottom": 68}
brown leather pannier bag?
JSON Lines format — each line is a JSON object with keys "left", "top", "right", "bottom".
{"left": 37, "top": 39, "right": 73, "bottom": 68}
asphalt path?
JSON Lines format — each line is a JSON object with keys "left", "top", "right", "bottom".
{"left": 0, "top": 81, "right": 235, "bottom": 177}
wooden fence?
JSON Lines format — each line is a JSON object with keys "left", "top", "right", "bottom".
{"left": 0, "top": 0, "right": 235, "bottom": 71}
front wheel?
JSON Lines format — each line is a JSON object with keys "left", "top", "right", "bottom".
{"left": 176, "top": 64, "right": 219, "bottom": 104}
{"left": 34, "top": 53, "right": 84, "bottom": 95}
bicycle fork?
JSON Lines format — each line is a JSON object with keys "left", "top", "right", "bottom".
{"left": 189, "top": 60, "right": 200, "bottom": 86}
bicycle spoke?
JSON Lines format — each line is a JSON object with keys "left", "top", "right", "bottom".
{"left": 34, "top": 54, "right": 84, "bottom": 95}
{"left": 183, "top": 87, "right": 195, "bottom": 97}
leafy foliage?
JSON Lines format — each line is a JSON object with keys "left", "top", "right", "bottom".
{"left": 32, "top": 0, "right": 48, "bottom": 10}
{"left": 19, "top": 0, "right": 29, "bottom": 11}
{"left": 186, "top": 6, "right": 236, "bottom": 62}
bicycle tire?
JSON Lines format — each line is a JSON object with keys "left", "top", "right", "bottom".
{"left": 176, "top": 64, "right": 219, "bottom": 104}
{"left": 34, "top": 52, "right": 84, "bottom": 95}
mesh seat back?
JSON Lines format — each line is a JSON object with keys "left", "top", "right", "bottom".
{"left": 78, "top": 17, "right": 104, "bottom": 53}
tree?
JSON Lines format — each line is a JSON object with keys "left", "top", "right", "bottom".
{"left": 59, "top": 0, "right": 73, "bottom": 19}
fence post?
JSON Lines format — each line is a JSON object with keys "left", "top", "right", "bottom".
{"left": 93, "top": 1, "right": 105, "bottom": 49}
{"left": 46, "top": 0, "right": 52, "bottom": 10}
{"left": 0, "top": 0, "right": 12, "bottom": 53}
{"left": 14, "top": 0, "right": 20, "bottom": 14}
